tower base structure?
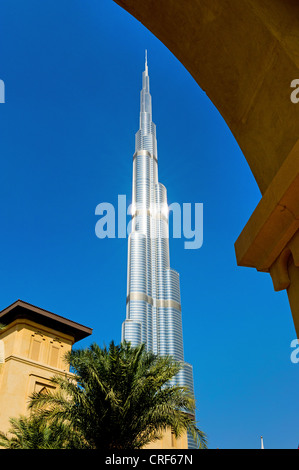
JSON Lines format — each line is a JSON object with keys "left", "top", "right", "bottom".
{"left": 143, "top": 428, "right": 188, "bottom": 449}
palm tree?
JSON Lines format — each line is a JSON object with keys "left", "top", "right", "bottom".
{"left": 0, "top": 414, "right": 85, "bottom": 449}
{"left": 29, "top": 341, "right": 207, "bottom": 449}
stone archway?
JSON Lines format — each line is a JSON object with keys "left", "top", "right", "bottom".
{"left": 113, "top": 0, "right": 299, "bottom": 335}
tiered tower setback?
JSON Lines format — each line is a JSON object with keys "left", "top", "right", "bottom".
{"left": 121, "top": 53, "right": 195, "bottom": 448}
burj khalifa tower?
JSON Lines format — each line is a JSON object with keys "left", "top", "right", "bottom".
{"left": 121, "top": 53, "right": 195, "bottom": 447}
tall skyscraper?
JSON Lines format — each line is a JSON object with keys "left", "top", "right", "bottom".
{"left": 121, "top": 53, "right": 196, "bottom": 448}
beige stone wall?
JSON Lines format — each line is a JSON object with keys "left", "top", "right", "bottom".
{"left": 0, "top": 319, "right": 74, "bottom": 435}
{"left": 143, "top": 428, "right": 188, "bottom": 449}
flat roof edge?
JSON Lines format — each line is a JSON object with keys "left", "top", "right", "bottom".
{"left": 0, "top": 300, "right": 93, "bottom": 343}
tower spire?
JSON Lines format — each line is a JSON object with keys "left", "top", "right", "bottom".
{"left": 137, "top": 50, "right": 155, "bottom": 155}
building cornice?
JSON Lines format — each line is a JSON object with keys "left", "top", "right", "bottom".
{"left": 4, "top": 354, "right": 73, "bottom": 376}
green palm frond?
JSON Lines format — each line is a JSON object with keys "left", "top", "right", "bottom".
{"left": 24, "top": 340, "right": 207, "bottom": 449}
{"left": 0, "top": 414, "right": 86, "bottom": 449}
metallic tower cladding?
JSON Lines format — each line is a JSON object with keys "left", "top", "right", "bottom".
{"left": 121, "top": 53, "right": 196, "bottom": 448}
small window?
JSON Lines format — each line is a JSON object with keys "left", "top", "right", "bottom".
{"left": 49, "top": 345, "right": 59, "bottom": 368}
{"left": 30, "top": 339, "right": 41, "bottom": 361}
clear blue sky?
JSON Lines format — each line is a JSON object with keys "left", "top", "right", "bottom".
{"left": 0, "top": 0, "right": 298, "bottom": 449}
